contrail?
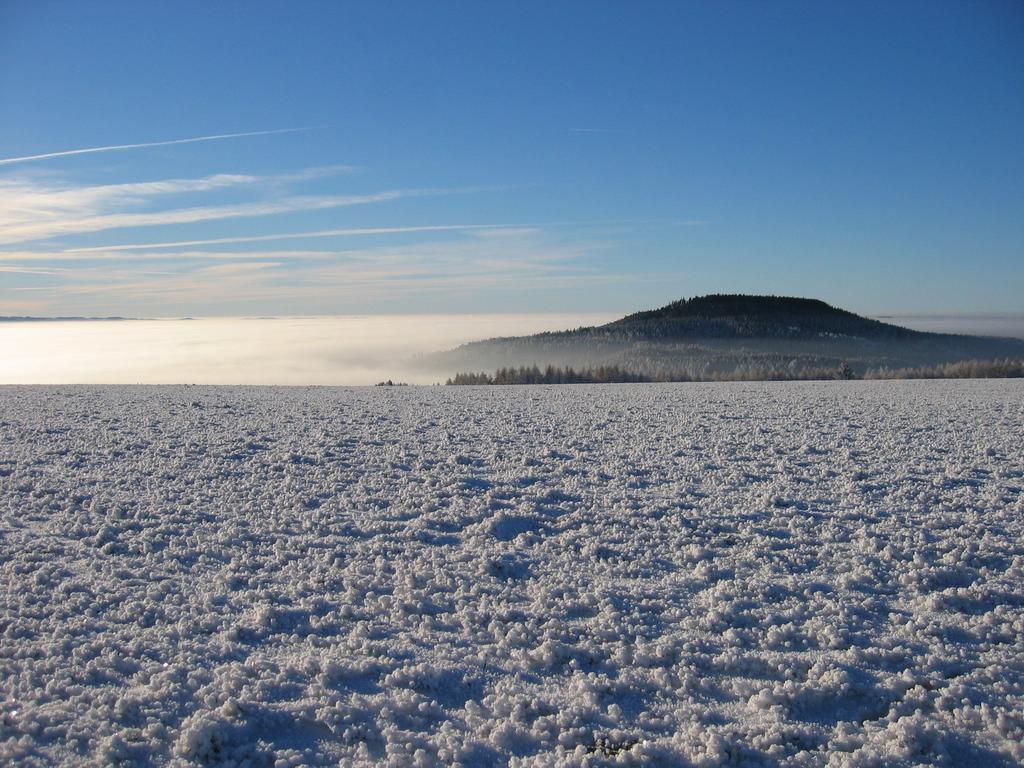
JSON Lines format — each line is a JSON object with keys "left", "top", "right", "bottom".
{"left": 0, "top": 128, "right": 310, "bottom": 166}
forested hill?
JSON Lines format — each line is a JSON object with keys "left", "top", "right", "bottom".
{"left": 545, "top": 295, "right": 928, "bottom": 341}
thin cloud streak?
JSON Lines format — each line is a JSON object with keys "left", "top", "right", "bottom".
{"left": 3, "top": 227, "right": 614, "bottom": 314}
{"left": 0, "top": 173, "right": 263, "bottom": 221}
{"left": 0, "top": 248, "right": 341, "bottom": 262}
{"left": 62, "top": 218, "right": 704, "bottom": 254}
{"left": 65, "top": 224, "right": 522, "bottom": 252}
{"left": 0, "top": 219, "right": 703, "bottom": 261}
{"left": 0, "top": 128, "right": 310, "bottom": 166}
{"left": 0, "top": 165, "right": 358, "bottom": 246}
{"left": 0, "top": 264, "right": 67, "bottom": 275}
{"left": 0, "top": 189, "right": 446, "bottom": 245}
{"left": 0, "top": 166, "right": 353, "bottom": 214}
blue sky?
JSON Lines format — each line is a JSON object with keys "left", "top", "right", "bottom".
{"left": 1, "top": 0, "right": 1021, "bottom": 317}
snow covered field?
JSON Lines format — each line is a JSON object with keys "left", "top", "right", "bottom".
{"left": 1, "top": 381, "right": 1022, "bottom": 767}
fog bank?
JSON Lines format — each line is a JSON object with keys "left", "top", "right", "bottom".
{"left": 874, "top": 314, "right": 1024, "bottom": 340}
{"left": 0, "top": 314, "right": 616, "bottom": 385}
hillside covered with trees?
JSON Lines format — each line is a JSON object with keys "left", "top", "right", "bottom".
{"left": 593, "top": 294, "right": 924, "bottom": 340}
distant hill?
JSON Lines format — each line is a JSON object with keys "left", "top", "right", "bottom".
{"left": 428, "top": 294, "right": 1024, "bottom": 379}
{"left": 543, "top": 294, "right": 926, "bottom": 341}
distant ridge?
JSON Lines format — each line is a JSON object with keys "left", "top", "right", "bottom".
{"left": 0, "top": 316, "right": 132, "bottom": 322}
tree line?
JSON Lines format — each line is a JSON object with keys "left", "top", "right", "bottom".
{"left": 447, "top": 365, "right": 653, "bottom": 385}
{"left": 446, "top": 359, "right": 1023, "bottom": 385}
{"left": 863, "top": 358, "right": 1024, "bottom": 380}
{"left": 446, "top": 363, "right": 851, "bottom": 385}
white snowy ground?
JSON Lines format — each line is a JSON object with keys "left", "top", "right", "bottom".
{"left": 1, "top": 382, "right": 1022, "bottom": 767}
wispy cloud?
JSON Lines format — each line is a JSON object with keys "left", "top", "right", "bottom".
{"left": 0, "top": 173, "right": 264, "bottom": 224}
{"left": 0, "top": 166, "right": 352, "bottom": 225}
{"left": 568, "top": 127, "right": 625, "bottom": 134}
{"left": 64, "top": 223, "right": 524, "bottom": 253}
{"left": 0, "top": 248, "right": 339, "bottom": 263}
{"left": 0, "top": 264, "right": 67, "bottom": 275}
{"left": 0, "top": 159, "right": 685, "bottom": 316}
{"left": 57, "top": 220, "right": 701, "bottom": 255}
{"left": 0, "top": 190, "right": 437, "bottom": 245}
{"left": 3, "top": 227, "right": 625, "bottom": 315}
{"left": 0, "top": 128, "right": 310, "bottom": 166}
{"left": 0, "top": 218, "right": 703, "bottom": 263}
{"left": 0, "top": 166, "right": 445, "bottom": 245}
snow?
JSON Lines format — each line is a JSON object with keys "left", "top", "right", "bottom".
{"left": 1, "top": 380, "right": 1022, "bottom": 767}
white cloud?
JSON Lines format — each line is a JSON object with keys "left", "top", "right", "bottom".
{"left": 0, "top": 166, "right": 356, "bottom": 229}
{"left": 0, "top": 264, "right": 67, "bottom": 275}
{"left": 0, "top": 161, "right": 690, "bottom": 315}
{"left": 0, "top": 173, "right": 261, "bottom": 224}
{"left": 0, "top": 167, "right": 441, "bottom": 245}
{"left": 2, "top": 227, "right": 625, "bottom": 314}
{"left": 0, "top": 248, "right": 338, "bottom": 262}
{"left": 0, "top": 191, "right": 422, "bottom": 245}
{"left": 63, "top": 223, "right": 519, "bottom": 253}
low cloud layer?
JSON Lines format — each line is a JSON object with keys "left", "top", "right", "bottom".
{"left": 0, "top": 315, "right": 617, "bottom": 385}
